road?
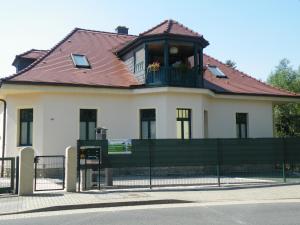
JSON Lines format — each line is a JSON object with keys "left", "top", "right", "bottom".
{"left": 1, "top": 202, "right": 300, "bottom": 225}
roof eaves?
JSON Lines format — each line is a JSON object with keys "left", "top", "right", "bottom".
{"left": 204, "top": 54, "right": 298, "bottom": 96}
{"left": 2, "top": 28, "right": 81, "bottom": 82}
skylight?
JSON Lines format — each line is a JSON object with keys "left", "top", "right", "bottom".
{"left": 208, "top": 65, "right": 227, "bottom": 78}
{"left": 71, "top": 54, "right": 91, "bottom": 68}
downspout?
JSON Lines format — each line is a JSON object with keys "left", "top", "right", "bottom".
{"left": 0, "top": 99, "right": 6, "bottom": 177}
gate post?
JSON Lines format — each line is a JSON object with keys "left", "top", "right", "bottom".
{"left": 19, "top": 147, "right": 34, "bottom": 196}
{"left": 65, "top": 146, "right": 77, "bottom": 192}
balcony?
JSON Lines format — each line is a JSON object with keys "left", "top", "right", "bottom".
{"left": 146, "top": 66, "right": 201, "bottom": 87}
{"left": 144, "top": 40, "right": 204, "bottom": 88}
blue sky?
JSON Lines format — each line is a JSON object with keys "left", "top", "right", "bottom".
{"left": 1, "top": 0, "right": 299, "bottom": 80}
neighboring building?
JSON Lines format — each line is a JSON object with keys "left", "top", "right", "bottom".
{"left": 0, "top": 19, "right": 299, "bottom": 156}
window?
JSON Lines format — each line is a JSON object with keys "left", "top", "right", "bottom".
{"left": 176, "top": 108, "right": 191, "bottom": 139}
{"left": 19, "top": 109, "right": 33, "bottom": 146}
{"left": 207, "top": 65, "right": 227, "bottom": 78}
{"left": 80, "top": 109, "right": 97, "bottom": 140}
{"left": 71, "top": 54, "right": 91, "bottom": 68}
{"left": 140, "top": 109, "right": 156, "bottom": 139}
{"left": 236, "top": 113, "right": 248, "bottom": 138}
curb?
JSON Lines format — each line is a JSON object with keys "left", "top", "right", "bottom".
{"left": 0, "top": 199, "right": 193, "bottom": 216}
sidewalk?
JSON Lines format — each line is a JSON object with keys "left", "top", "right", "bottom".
{"left": 1, "top": 184, "right": 300, "bottom": 215}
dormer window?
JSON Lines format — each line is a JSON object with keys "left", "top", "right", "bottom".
{"left": 208, "top": 65, "right": 227, "bottom": 78}
{"left": 71, "top": 54, "right": 91, "bottom": 68}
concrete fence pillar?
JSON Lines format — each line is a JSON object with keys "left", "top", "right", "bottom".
{"left": 65, "top": 146, "right": 77, "bottom": 192}
{"left": 19, "top": 147, "right": 34, "bottom": 196}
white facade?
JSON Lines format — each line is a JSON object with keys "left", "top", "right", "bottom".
{"left": 0, "top": 84, "right": 284, "bottom": 157}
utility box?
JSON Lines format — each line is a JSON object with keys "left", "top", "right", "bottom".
{"left": 95, "top": 127, "right": 113, "bottom": 187}
{"left": 96, "top": 127, "right": 107, "bottom": 140}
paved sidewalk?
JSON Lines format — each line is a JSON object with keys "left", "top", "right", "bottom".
{"left": 1, "top": 184, "right": 300, "bottom": 215}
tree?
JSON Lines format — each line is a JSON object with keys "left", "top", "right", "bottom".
{"left": 225, "top": 60, "right": 237, "bottom": 69}
{"left": 267, "top": 59, "right": 300, "bottom": 137}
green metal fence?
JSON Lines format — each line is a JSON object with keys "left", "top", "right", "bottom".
{"left": 78, "top": 138, "right": 300, "bottom": 189}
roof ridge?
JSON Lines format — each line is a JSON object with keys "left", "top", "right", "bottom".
{"left": 76, "top": 27, "right": 137, "bottom": 37}
{"left": 139, "top": 20, "right": 169, "bottom": 36}
{"left": 204, "top": 53, "right": 298, "bottom": 96}
{"left": 165, "top": 19, "right": 172, "bottom": 33}
{"left": 171, "top": 19, "right": 202, "bottom": 37}
{"left": 18, "top": 49, "right": 48, "bottom": 57}
{"left": 3, "top": 28, "right": 80, "bottom": 81}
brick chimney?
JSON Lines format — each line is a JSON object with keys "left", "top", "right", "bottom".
{"left": 115, "top": 26, "right": 129, "bottom": 35}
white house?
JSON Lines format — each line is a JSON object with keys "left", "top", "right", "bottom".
{"left": 0, "top": 20, "right": 299, "bottom": 157}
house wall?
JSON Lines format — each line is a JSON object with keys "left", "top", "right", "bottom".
{"left": 123, "top": 45, "right": 145, "bottom": 83}
{"left": 0, "top": 106, "right": 3, "bottom": 157}
{"left": 134, "top": 48, "right": 145, "bottom": 82}
{"left": 3, "top": 91, "right": 274, "bottom": 157}
{"left": 202, "top": 97, "right": 273, "bottom": 138}
{"left": 5, "top": 94, "right": 44, "bottom": 156}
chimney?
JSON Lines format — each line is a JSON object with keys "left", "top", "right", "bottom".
{"left": 115, "top": 26, "right": 129, "bottom": 35}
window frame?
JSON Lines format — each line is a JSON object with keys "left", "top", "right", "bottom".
{"left": 207, "top": 65, "right": 227, "bottom": 78}
{"left": 19, "top": 108, "right": 33, "bottom": 146}
{"left": 71, "top": 53, "right": 91, "bottom": 69}
{"left": 176, "top": 108, "right": 192, "bottom": 139}
{"left": 236, "top": 113, "right": 248, "bottom": 138}
{"left": 80, "top": 109, "right": 97, "bottom": 140}
{"left": 140, "top": 109, "right": 156, "bottom": 139}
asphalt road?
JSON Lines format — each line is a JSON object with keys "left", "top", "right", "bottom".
{"left": 1, "top": 202, "right": 300, "bottom": 225}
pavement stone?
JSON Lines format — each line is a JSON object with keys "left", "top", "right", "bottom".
{"left": 0, "top": 184, "right": 300, "bottom": 215}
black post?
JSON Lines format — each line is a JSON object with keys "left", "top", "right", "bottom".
{"left": 10, "top": 158, "right": 15, "bottom": 192}
{"left": 216, "top": 139, "right": 221, "bottom": 187}
{"left": 149, "top": 140, "right": 152, "bottom": 190}
{"left": 15, "top": 156, "right": 19, "bottom": 194}
{"left": 282, "top": 138, "right": 287, "bottom": 183}
{"left": 77, "top": 141, "right": 81, "bottom": 192}
{"left": 84, "top": 154, "right": 87, "bottom": 190}
{"left": 98, "top": 148, "right": 101, "bottom": 190}
{"left": 34, "top": 157, "right": 37, "bottom": 191}
{"left": 62, "top": 156, "right": 65, "bottom": 190}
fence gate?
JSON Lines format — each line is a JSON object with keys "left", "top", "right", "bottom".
{"left": 34, "top": 155, "right": 65, "bottom": 191}
{"left": 0, "top": 158, "right": 16, "bottom": 194}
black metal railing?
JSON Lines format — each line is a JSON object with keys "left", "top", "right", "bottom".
{"left": 146, "top": 66, "right": 201, "bottom": 87}
{"left": 34, "top": 155, "right": 65, "bottom": 191}
{"left": 77, "top": 138, "right": 300, "bottom": 190}
{"left": 0, "top": 157, "right": 15, "bottom": 193}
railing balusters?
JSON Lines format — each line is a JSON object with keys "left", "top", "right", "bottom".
{"left": 146, "top": 67, "right": 200, "bottom": 87}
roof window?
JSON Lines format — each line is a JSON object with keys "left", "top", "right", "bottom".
{"left": 207, "top": 65, "right": 227, "bottom": 78}
{"left": 71, "top": 54, "right": 91, "bottom": 68}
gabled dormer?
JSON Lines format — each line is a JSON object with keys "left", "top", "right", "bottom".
{"left": 117, "top": 20, "right": 209, "bottom": 88}
{"left": 12, "top": 49, "right": 48, "bottom": 73}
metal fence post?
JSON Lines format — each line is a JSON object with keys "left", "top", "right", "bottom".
{"left": 15, "top": 156, "right": 19, "bottom": 194}
{"left": 282, "top": 138, "right": 287, "bottom": 183}
{"left": 216, "top": 139, "right": 221, "bottom": 187}
{"left": 149, "top": 140, "right": 152, "bottom": 190}
{"left": 10, "top": 158, "right": 15, "bottom": 192}
{"left": 77, "top": 141, "right": 81, "bottom": 192}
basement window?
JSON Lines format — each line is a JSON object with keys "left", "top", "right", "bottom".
{"left": 71, "top": 54, "right": 91, "bottom": 68}
{"left": 208, "top": 65, "right": 227, "bottom": 78}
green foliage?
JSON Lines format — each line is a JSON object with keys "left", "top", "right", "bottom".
{"left": 225, "top": 59, "right": 237, "bottom": 69}
{"left": 267, "top": 59, "right": 300, "bottom": 137}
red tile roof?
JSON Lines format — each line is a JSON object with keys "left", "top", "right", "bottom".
{"left": 140, "top": 19, "right": 202, "bottom": 38}
{"left": 3, "top": 21, "right": 299, "bottom": 97}
{"left": 203, "top": 54, "right": 297, "bottom": 96}
{"left": 6, "top": 28, "right": 139, "bottom": 87}
{"left": 18, "top": 49, "right": 49, "bottom": 60}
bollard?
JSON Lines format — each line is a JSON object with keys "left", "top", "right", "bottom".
{"left": 105, "top": 168, "right": 113, "bottom": 186}
{"left": 65, "top": 146, "right": 77, "bottom": 192}
{"left": 19, "top": 147, "right": 34, "bottom": 196}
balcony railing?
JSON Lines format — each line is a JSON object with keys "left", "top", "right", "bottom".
{"left": 146, "top": 66, "right": 201, "bottom": 88}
